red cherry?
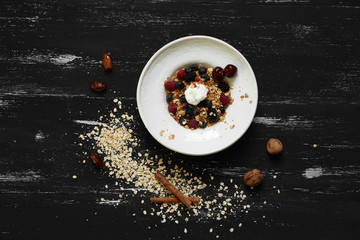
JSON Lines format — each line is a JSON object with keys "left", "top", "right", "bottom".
{"left": 177, "top": 70, "right": 186, "bottom": 80}
{"left": 220, "top": 93, "right": 230, "bottom": 105}
{"left": 168, "top": 103, "right": 177, "bottom": 114}
{"left": 188, "top": 118, "right": 199, "bottom": 129}
{"left": 224, "top": 64, "right": 237, "bottom": 77}
{"left": 164, "top": 81, "right": 176, "bottom": 91}
{"left": 212, "top": 67, "right": 224, "bottom": 80}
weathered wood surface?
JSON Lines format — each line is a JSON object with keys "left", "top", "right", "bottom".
{"left": 0, "top": 0, "right": 359, "bottom": 239}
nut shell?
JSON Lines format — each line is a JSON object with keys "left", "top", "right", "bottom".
{"left": 90, "top": 153, "right": 105, "bottom": 168}
{"left": 102, "top": 52, "right": 113, "bottom": 71}
{"left": 244, "top": 169, "right": 264, "bottom": 187}
{"left": 267, "top": 138, "right": 283, "bottom": 155}
{"left": 90, "top": 81, "right": 107, "bottom": 92}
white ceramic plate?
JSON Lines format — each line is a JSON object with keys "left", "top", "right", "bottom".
{"left": 136, "top": 35, "right": 258, "bottom": 156}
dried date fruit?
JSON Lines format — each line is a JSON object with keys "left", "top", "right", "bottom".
{"left": 102, "top": 52, "right": 113, "bottom": 71}
{"left": 90, "top": 153, "right": 105, "bottom": 168}
{"left": 244, "top": 169, "right": 264, "bottom": 187}
{"left": 90, "top": 81, "right": 107, "bottom": 91}
{"left": 267, "top": 138, "right": 283, "bottom": 155}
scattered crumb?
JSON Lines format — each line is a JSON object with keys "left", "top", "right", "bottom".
{"left": 245, "top": 93, "right": 249, "bottom": 98}
{"left": 168, "top": 134, "right": 175, "bottom": 140}
{"left": 249, "top": 100, "right": 253, "bottom": 104}
{"left": 160, "top": 130, "right": 165, "bottom": 136}
{"left": 230, "top": 125, "right": 235, "bottom": 129}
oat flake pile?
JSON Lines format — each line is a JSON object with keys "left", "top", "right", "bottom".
{"left": 78, "top": 99, "right": 251, "bottom": 232}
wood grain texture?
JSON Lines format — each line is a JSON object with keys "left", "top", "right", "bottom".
{"left": 0, "top": 0, "right": 359, "bottom": 239}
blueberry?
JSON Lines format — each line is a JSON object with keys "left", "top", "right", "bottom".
{"left": 220, "top": 107, "right": 225, "bottom": 114}
{"left": 197, "top": 100, "right": 205, "bottom": 107}
{"left": 185, "top": 104, "right": 194, "bottom": 114}
{"left": 190, "top": 64, "right": 199, "bottom": 71}
{"left": 199, "top": 67, "right": 207, "bottom": 74}
{"left": 204, "top": 100, "right": 212, "bottom": 108}
{"left": 166, "top": 94, "right": 173, "bottom": 102}
{"left": 210, "top": 114, "right": 220, "bottom": 123}
{"left": 179, "top": 117, "right": 187, "bottom": 126}
{"left": 207, "top": 107, "right": 217, "bottom": 116}
{"left": 199, "top": 122, "right": 207, "bottom": 128}
{"left": 218, "top": 82, "right": 230, "bottom": 92}
{"left": 185, "top": 66, "right": 192, "bottom": 73}
{"left": 193, "top": 108, "right": 200, "bottom": 116}
{"left": 184, "top": 113, "right": 191, "bottom": 120}
{"left": 176, "top": 81, "right": 185, "bottom": 89}
{"left": 180, "top": 95, "right": 187, "bottom": 103}
{"left": 185, "top": 72, "right": 196, "bottom": 83}
{"left": 201, "top": 73, "right": 210, "bottom": 82}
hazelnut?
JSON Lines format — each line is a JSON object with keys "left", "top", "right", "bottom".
{"left": 244, "top": 169, "right": 264, "bottom": 187}
{"left": 267, "top": 138, "right": 283, "bottom": 155}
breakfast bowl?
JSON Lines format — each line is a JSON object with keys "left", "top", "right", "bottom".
{"left": 136, "top": 35, "right": 258, "bottom": 156}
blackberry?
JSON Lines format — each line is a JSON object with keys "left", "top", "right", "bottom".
{"left": 179, "top": 117, "right": 187, "bottom": 126}
{"left": 185, "top": 66, "right": 192, "bottom": 74}
{"left": 176, "top": 81, "right": 185, "bottom": 89}
{"left": 193, "top": 108, "right": 200, "bottom": 116}
{"left": 179, "top": 95, "right": 187, "bottom": 103}
{"left": 218, "top": 81, "right": 230, "bottom": 92}
{"left": 166, "top": 94, "right": 173, "bottom": 102}
{"left": 199, "top": 122, "right": 207, "bottom": 128}
{"left": 201, "top": 73, "right": 210, "bottom": 82}
{"left": 185, "top": 104, "right": 194, "bottom": 114}
{"left": 199, "top": 67, "right": 207, "bottom": 74}
{"left": 220, "top": 106, "right": 225, "bottom": 114}
{"left": 190, "top": 64, "right": 199, "bottom": 71}
{"left": 185, "top": 72, "right": 196, "bottom": 83}
{"left": 184, "top": 113, "right": 192, "bottom": 120}
{"left": 204, "top": 100, "right": 212, "bottom": 108}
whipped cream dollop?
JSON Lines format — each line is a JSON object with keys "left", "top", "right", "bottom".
{"left": 185, "top": 83, "right": 208, "bottom": 105}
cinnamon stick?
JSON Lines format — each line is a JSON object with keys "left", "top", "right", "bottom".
{"left": 150, "top": 197, "right": 199, "bottom": 204}
{"left": 154, "top": 172, "right": 192, "bottom": 207}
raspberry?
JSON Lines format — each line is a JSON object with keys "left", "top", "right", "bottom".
{"left": 164, "top": 81, "right": 176, "bottom": 91}
{"left": 220, "top": 93, "right": 230, "bottom": 105}
{"left": 168, "top": 103, "right": 177, "bottom": 114}
{"left": 188, "top": 118, "right": 199, "bottom": 129}
{"left": 195, "top": 77, "right": 201, "bottom": 82}
{"left": 177, "top": 70, "right": 186, "bottom": 80}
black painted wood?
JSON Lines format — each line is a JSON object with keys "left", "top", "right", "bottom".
{"left": 1, "top": 0, "right": 359, "bottom": 239}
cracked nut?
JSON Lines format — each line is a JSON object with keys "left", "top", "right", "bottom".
{"left": 267, "top": 138, "right": 283, "bottom": 155}
{"left": 244, "top": 169, "right": 264, "bottom": 187}
{"left": 102, "top": 52, "right": 113, "bottom": 71}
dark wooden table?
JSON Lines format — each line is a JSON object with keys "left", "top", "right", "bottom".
{"left": 1, "top": 0, "right": 359, "bottom": 239}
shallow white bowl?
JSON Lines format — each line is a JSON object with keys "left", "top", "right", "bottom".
{"left": 136, "top": 35, "right": 258, "bottom": 156}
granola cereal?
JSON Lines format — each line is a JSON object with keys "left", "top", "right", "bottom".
{"left": 164, "top": 64, "right": 235, "bottom": 130}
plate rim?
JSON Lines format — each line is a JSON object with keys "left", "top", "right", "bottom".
{"left": 136, "top": 35, "right": 258, "bottom": 156}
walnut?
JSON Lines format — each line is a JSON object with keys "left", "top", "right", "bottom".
{"left": 244, "top": 169, "right": 264, "bottom": 187}
{"left": 267, "top": 138, "right": 283, "bottom": 155}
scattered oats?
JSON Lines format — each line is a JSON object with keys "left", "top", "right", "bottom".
{"left": 105, "top": 184, "right": 108, "bottom": 189}
{"left": 72, "top": 175, "right": 77, "bottom": 179}
{"left": 273, "top": 186, "right": 276, "bottom": 188}
{"left": 216, "top": 235, "right": 219, "bottom": 238}
{"left": 230, "top": 228, "right": 234, "bottom": 232}
{"left": 184, "top": 228, "right": 187, "bottom": 234}
{"left": 313, "top": 144, "right": 317, "bottom": 148}
{"left": 277, "top": 189, "right": 281, "bottom": 194}
{"left": 210, "top": 176, "right": 214, "bottom": 180}
{"left": 230, "top": 179, "right": 233, "bottom": 183}
{"left": 113, "top": 99, "right": 118, "bottom": 103}
{"left": 100, "top": 198, "right": 105, "bottom": 201}
{"left": 263, "top": 215, "right": 266, "bottom": 219}
{"left": 175, "top": 220, "right": 179, "bottom": 224}
{"left": 141, "top": 200, "right": 144, "bottom": 204}
{"left": 264, "top": 201, "right": 267, "bottom": 204}
{"left": 143, "top": 210, "right": 147, "bottom": 215}
{"left": 273, "top": 175, "right": 277, "bottom": 179}
{"left": 218, "top": 193, "right": 223, "bottom": 197}
{"left": 209, "top": 228, "right": 213, "bottom": 233}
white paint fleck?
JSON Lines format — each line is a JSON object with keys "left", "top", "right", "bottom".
{"left": 73, "top": 120, "right": 105, "bottom": 126}
{"left": 303, "top": 167, "right": 323, "bottom": 179}
{"left": 0, "top": 170, "right": 42, "bottom": 182}
{"left": 50, "top": 54, "right": 81, "bottom": 65}
{"left": 35, "top": 130, "right": 47, "bottom": 142}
